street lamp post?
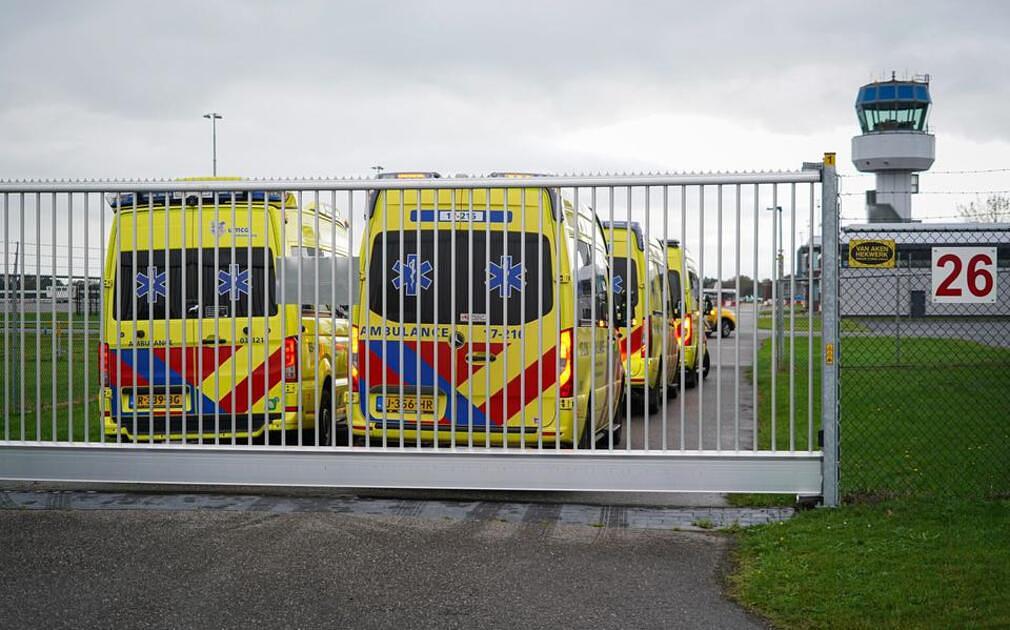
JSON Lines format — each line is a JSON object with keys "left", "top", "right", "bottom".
{"left": 766, "top": 205, "right": 785, "bottom": 370}
{"left": 203, "top": 112, "right": 223, "bottom": 176}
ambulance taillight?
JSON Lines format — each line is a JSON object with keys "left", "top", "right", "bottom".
{"left": 559, "top": 328, "right": 574, "bottom": 398}
{"left": 284, "top": 337, "right": 298, "bottom": 380}
{"left": 99, "top": 343, "right": 110, "bottom": 386}
{"left": 350, "top": 325, "right": 360, "bottom": 393}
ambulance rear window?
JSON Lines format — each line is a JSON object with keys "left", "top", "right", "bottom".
{"left": 114, "top": 249, "right": 276, "bottom": 320}
{"left": 610, "top": 258, "right": 639, "bottom": 314}
{"left": 367, "top": 231, "right": 552, "bottom": 325}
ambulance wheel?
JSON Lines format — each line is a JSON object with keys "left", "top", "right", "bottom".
{"left": 685, "top": 359, "right": 699, "bottom": 389}
{"left": 310, "top": 386, "right": 333, "bottom": 446}
{"left": 646, "top": 363, "right": 662, "bottom": 415}
{"left": 702, "top": 348, "right": 711, "bottom": 379}
{"left": 721, "top": 319, "right": 734, "bottom": 338}
{"left": 578, "top": 405, "right": 594, "bottom": 450}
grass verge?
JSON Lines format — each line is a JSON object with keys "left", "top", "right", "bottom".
{"left": 730, "top": 497, "right": 1010, "bottom": 629}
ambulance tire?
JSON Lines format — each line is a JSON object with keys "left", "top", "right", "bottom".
{"left": 702, "top": 348, "right": 711, "bottom": 379}
{"left": 685, "top": 357, "right": 699, "bottom": 389}
{"left": 721, "top": 319, "right": 734, "bottom": 338}
{"left": 315, "top": 386, "right": 333, "bottom": 447}
{"left": 578, "top": 405, "right": 594, "bottom": 450}
{"left": 646, "top": 363, "right": 661, "bottom": 415}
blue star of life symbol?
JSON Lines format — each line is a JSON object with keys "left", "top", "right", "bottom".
{"left": 487, "top": 255, "right": 524, "bottom": 298}
{"left": 392, "top": 254, "right": 432, "bottom": 297}
{"left": 135, "top": 266, "right": 167, "bottom": 303}
{"left": 612, "top": 274, "right": 624, "bottom": 294}
{"left": 217, "top": 264, "right": 250, "bottom": 302}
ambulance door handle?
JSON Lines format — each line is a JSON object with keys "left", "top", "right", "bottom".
{"left": 203, "top": 336, "right": 227, "bottom": 344}
{"left": 467, "top": 353, "right": 496, "bottom": 364}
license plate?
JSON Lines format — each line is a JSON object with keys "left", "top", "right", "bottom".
{"left": 376, "top": 395, "right": 436, "bottom": 414}
{"left": 134, "top": 393, "right": 186, "bottom": 411}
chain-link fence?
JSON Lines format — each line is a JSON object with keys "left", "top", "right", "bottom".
{"left": 839, "top": 223, "right": 1010, "bottom": 500}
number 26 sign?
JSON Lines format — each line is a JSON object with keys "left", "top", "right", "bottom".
{"left": 931, "top": 247, "right": 998, "bottom": 304}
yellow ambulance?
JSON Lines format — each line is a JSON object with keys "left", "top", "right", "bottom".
{"left": 349, "top": 172, "right": 625, "bottom": 447}
{"left": 664, "top": 240, "right": 710, "bottom": 388}
{"left": 101, "top": 179, "right": 350, "bottom": 444}
{"left": 601, "top": 223, "right": 680, "bottom": 413}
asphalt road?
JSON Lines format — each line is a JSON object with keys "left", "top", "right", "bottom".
{"left": 626, "top": 310, "right": 769, "bottom": 451}
{"left": 0, "top": 507, "right": 765, "bottom": 630}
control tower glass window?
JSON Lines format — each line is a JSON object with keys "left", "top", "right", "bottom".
{"left": 856, "top": 81, "right": 931, "bottom": 133}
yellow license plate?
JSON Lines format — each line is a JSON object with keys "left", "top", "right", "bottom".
{"left": 378, "top": 396, "right": 436, "bottom": 414}
{"left": 134, "top": 393, "right": 186, "bottom": 411}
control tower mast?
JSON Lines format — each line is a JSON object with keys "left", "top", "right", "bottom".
{"left": 851, "top": 74, "right": 935, "bottom": 222}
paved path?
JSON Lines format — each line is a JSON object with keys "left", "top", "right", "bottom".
{"left": 0, "top": 492, "right": 773, "bottom": 630}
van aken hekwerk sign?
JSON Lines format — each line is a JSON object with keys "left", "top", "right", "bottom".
{"left": 848, "top": 239, "right": 896, "bottom": 268}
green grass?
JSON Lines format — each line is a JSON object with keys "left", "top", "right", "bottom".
{"left": 756, "top": 313, "right": 869, "bottom": 333}
{"left": 730, "top": 498, "right": 1010, "bottom": 629}
{"left": 0, "top": 331, "right": 103, "bottom": 441}
{"left": 730, "top": 333, "right": 1010, "bottom": 627}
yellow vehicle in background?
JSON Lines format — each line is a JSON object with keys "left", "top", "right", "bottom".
{"left": 703, "top": 289, "right": 738, "bottom": 338}
{"left": 664, "top": 240, "right": 709, "bottom": 389}
{"left": 101, "top": 178, "right": 350, "bottom": 444}
{"left": 350, "top": 172, "right": 625, "bottom": 447}
{"left": 602, "top": 222, "right": 680, "bottom": 413}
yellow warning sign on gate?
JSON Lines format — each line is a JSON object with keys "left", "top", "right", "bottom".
{"left": 848, "top": 239, "right": 896, "bottom": 268}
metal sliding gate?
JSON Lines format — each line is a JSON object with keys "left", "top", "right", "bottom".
{"left": 0, "top": 157, "right": 839, "bottom": 503}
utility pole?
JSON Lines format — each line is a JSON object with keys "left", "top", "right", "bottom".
{"left": 766, "top": 205, "right": 785, "bottom": 369}
{"left": 203, "top": 112, "right": 223, "bottom": 176}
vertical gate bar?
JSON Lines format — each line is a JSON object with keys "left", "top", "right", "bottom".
{"left": 380, "top": 189, "right": 388, "bottom": 449}
{"left": 213, "top": 194, "right": 222, "bottom": 444}
{"left": 360, "top": 189, "right": 369, "bottom": 450}
{"left": 68, "top": 193, "right": 74, "bottom": 442}
{"left": 468, "top": 189, "right": 475, "bottom": 448}
{"left": 590, "top": 186, "right": 597, "bottom": 452}
{"left": 314, "top": 190, "right": 321, "bottom": 448}
{"left": 97, "top": 193, "right": 104, "bottom": 444}
{"left": 789, "top": 183, "right": 797, "bottom": 452}
{"left": 262, "top": 192, "right": 270, "bottom": 447}
{"left": 415, "top": 190, "right": 422, "bottom": 448}
{"left": 716, "top": 185, "right": 723, "bottom": 451}
{"left": 130, "top": 192, "right": 137, "bottom": 444}
{"left": 770, "top": 184, "right": 777, "bottom": 452}
{"left": 51, "top": 193, "right": 57, "bottom": 441}
{"left": 642, "top": 185, "right": 649, "bottom": 451}
{"left": 296, "top": 191, "right": 304, "bottom": 446}
{"left": 696, "top": 185, "right": 704, "bottom": 450}
{"left": 450, "top": 190, "right": 457, "bottom": 449}
{"left": 485, "top": 187, "right": 492, "bottom": 450}
{"left": 276, "top": 193, "right": 284, "bottom": 448}
{"left": 821, "top": 154, "right": 840, "bottom": 507}
{"left": 397, "top": 190, "right": 405, "bottom": 450}
{"left": 624, "top": 186, "right": 631, "bottom": 452}
{"left": 808, "top": 182, "right": 815, "bottom": 451}
{"left": 114, "top": 192, "right": 122, "bottom": 444}
{"left": 606, "top": 186, "right": 614, "bottom": 451}
{"left": 247, "top": 193, "right": 255, "bottom": 445}
{"left": 661, "top": 185, "right": 668, "bottom": 451}
{"left": 572, "top": 187, "right": 580, "bottom": 451}
{"left": 351, "top": 187, "right": 359, "bottom": 448}
{"left": 2, "top": 192, "right": 7, "bottom": 440}
{"left": 500, "top": 188, "right": 508, "bottom": 450}
{"left": 734, "top": 184, "right": 741, "bottom": 451}
{"left": 162, "top": 192, "right": 170, "bottom": 436}
{"left": 537, "top": 190, "right": 544, "bottom": 451}
{"left": 520, "top": 187, "right": 526, "bottom": 448}
{"left": 678, "top": 185, "right": 686, "bottom": 451}
{"left": 197, "top": 195, "right": 206, "bottom": 445}
{"left": 19, "top": 193, "right": 26, "bottom": 441}
{"left": 180, "top": 191, "right": 187, "bottom": 447}
{"left": 329, "top": 190, "right": 337, "bottom": 448}
{"left": 427, "top": 188, "right": 434, "bottom": 449}
{"left": 233, "top": 192, "right": 240, "bottom": 445}
{"left": 556, "top": 186, "right": 562, "bottom": 451}
{"left": 751, "top": 184, "right": 759, "bottom": 452}
{"left": 148, "top": 191, "right": 156, "bottom": 442}
{"left": 348, "top": 190, "right": 356, "bottom": 448}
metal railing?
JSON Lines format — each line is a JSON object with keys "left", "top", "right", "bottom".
{"left": 0, "top": 162, "right": 837, "bottom": 500}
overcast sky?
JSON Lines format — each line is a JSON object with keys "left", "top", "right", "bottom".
{"left": 2, "top": 1, "right": 1008, "bottom": 277}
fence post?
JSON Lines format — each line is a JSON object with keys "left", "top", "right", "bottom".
{"left": 820, "top": 153, "right": 840, "bottom": 506}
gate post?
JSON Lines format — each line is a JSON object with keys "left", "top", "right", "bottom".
{"left": 820, "top": 153, "right": 840, "bottom": 507}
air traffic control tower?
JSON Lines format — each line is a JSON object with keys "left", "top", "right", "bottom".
{"left": 851, "top": 75, "right": 935, "bottom": 222}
